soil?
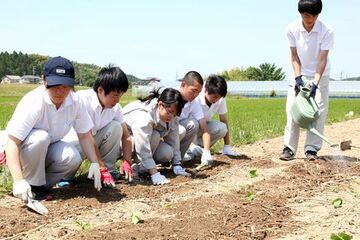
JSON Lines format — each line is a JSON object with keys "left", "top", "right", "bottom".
{"left": 1, "top": 119, "right": 360, "bottom": 240}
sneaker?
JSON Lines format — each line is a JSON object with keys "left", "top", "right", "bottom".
{"left": 110, "top": 171, "right": 122, "bottom": 181}
{"left": 279, "top": 147, "right": 295, "bottom": 161}
{"left": 305, "top": 151, "right": 318, "bottom": 161}
{"left": 182, "top": 151, "right": 193, "bottom": 162}
{"left": 190, "top": 145, "right": 203, "bottom": 157}
{"left": 131, "top": 163, "right": 147, "bottom": 178}
{"left": 31, "top": 185, "right": 53, "bottom": 201}
{"left": 56, "top": 179, "right": 74, "bottom": 188}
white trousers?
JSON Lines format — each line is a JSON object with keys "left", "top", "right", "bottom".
{"left": 283, "top": 75, "right": 329, "bottom": 154}
{"left": 195, "top": 120, "right": 227, "bottom": 147}
{"left": 179, "top": 118, "right": 199, "bottom": 158}
{"left": 134, "top": 130, "right": 176, "bottom": 169}
{"left": 20, "top": 129, "right": 82, "bottom": 187}
{"left": 67, "top": 121, "right": 123, "bottom": 172}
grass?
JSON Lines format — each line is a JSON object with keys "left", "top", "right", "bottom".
{"left": 1, "top": 84, "right": 360, "bottom": 193}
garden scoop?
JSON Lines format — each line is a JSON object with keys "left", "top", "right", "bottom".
{"left": 26, "top": 193, "right": 48, "bottom": 215}
{"left": 291, "top": 86, "right": 339, "bottom": 148}
{"left": 340, "top": 140, "right": 360, "bottom": 151}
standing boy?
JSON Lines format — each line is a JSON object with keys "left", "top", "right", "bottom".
{"left": 280, "top": 0, "right": 334, "bottom": 161}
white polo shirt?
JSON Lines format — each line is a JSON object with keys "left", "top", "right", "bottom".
{"left": 6, "top": 85, "right": 93, "bottom": 143}
{"left": 195, "top": 91, "right": 227, "bottom": 121}
{"left": 179, "top": 100, "right": 204, "bottom": 121}
{"left": 77, "top": 89, "right": 125, "bottom": 135}
{"left": 286, "top": 18, "right": 334, "bottom": 76}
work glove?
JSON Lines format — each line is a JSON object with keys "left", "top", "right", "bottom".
{"left": 173, "top": 165, "right": 191, "bottom": 177}
{"left": 120, "top": 160, "right": 133, "bottom": 182}
{"left": 222, "top": 145, "right": 241, "bottom": 157}
{"left": 100, "top": 167, "right": 115, "bottom": 188}
{"left": 0, "top": 145, "right": 6, "bottom": 165}
{"left": 13, "top": 179, "right": 32, "bottom": 202}
{"left": 294, "top": 75, "right": 304, "bottom": 96}
{"left": 88, "top": 163, "right": 102, "bottom": 191}
{"left": 309, "top": 82, "right": 318, "bottom": 98}
{"left": 151, "top": 172, "right": 170, "bottom": 185}
{"left": 201, "top": 149, "right": 213, "bottom": 166}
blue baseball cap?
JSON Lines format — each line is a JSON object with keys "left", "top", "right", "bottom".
{"left": 43, "top": 56, "right": 75, "bottom": 87}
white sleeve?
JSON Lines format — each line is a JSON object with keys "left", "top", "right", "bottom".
{"left": 73, "top": 99, "right": 93, "bottom": 134}
{"left": 192, "top": 101, "right": 204, "bottom": 120}
{"left": 217, "top": 98, "right": 227, "bottom": 115}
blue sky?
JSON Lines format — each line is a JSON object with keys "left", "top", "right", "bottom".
{"left": 1, "top": 0, "right": 359, "bottom": 82}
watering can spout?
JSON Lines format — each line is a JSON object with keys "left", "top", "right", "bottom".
{"left": 308, "top": 126, "right": 339, "bottom": 148}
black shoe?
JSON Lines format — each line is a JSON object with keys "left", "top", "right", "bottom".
{"left": 305, "top": 151, "right": 318, "bottom": 161}
{"left": 31, "top": 185, "right": 53, "bottom": 201}
{"left": 279, "top": 147, "right": 295, "bottom": 161}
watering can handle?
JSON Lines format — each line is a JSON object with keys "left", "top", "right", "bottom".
{"left": 309, "top": 96, "right": 319, "bottom": 112}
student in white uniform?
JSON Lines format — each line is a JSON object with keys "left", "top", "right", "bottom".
{"left": 188, "top": 75, "right": 240, "bottom": 165}
{"left": 280, "top": 0, "right": 334, "bottom": 161}
{"left": 177, "top": 71, "right": 207, "bottom": 159}
{"left": 123, "top": 88, "right": 190, "bottom": 185}
{"left": 5, "top": 56, "right": 102, "bottom": 202}
{"left": 66, "top": 65, "right": 133, "bottom": 187}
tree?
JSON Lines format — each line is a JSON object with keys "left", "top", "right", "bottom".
{"left": 219, "top": 63, "right": 286, "bottom": 81}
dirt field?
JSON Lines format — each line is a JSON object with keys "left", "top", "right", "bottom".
{"left": 1, "top": 119, "right": 360, "bottom": 240}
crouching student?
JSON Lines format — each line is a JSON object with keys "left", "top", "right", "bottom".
{"left": 122, "top": 88, "right": 189, "bottom": 185}
{"left": 4, "top": 56, "right": 102, "bottom": 202}
{"left": 64, "top": 65, "right": 133, "bottom": 188}
{"left": 188, "top": 75, "right": 240, "bottom": 165}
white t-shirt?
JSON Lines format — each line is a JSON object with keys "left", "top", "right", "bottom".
{"left": 286, "top": 18, "right": 334, "bottom": 76}
{"left": 195, "top": 91, "right": 227, "bottom": 121}
{"left": 6, "top": 85, "right": 93, "bottom": 143}
{"left": 77, "top": 89, "right": 125, "bottom": 135}
{"left": 179, "top": 100, "right": 204, "bottom": 121}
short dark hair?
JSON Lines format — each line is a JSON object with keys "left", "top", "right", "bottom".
{"left": 298, "top": 0, "right": 322, "bottom": 15}
{"left": 93, "top": 64, "right": 129, "bottom": 95}
{"left": 139, "top": 88, "right": 185, "bottom": 116}
{"left": 205, "top": 75, "right": 227, "bottom": 97}
{"left": 182, "top": 71, "right": 203, "bottom": 86}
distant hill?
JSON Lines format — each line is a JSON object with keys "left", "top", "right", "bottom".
{"left": 0, "top": 51, "right": 143, "bottom": 87}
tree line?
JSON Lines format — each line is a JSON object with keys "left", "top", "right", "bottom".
{"left": 218, "top": 63, "right": 286, "bottom": 81}
{"left": 0, "top": 51, "right": 142, "bottom": 87}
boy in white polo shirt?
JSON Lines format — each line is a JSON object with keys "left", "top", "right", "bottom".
{"left": 72, "top": 65, "right": 133, "bottom": 186}
{"left": 280, "top": 0, "right": 334, "bottom": 161}
{"left": 5, "top": 56, "right": 102, "bottom": 202}
{"left": 188, "top": 75, "right": 240, "bottom": 166}
{"left": 177, "top": 71, "right": 208, "bottom": 160}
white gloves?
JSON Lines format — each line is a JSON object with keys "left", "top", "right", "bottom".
{"left": 201, "top": 149, "right": 213, "bottom": 166}
{"left": 222, "top": 145, "right": 241, "bottom": 156}
{"left": 173, "top": 165, "right": 191, "bottom": 177}
{"left": 151, "top": 172, "right": 170, "bottom": 185}
{"left": 13, "top": 179, "right": 32, "bottom": 202}
{"left": 88, "top": 163, "right": 102, "bottom": 191}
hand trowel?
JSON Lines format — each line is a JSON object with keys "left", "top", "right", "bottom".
{"left": 26, "top": 194, "right": 49, "bottom": 215}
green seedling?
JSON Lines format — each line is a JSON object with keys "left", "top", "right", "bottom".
{"left": 74, "top": 221, "right": 91, "bottom": 231}
{"left": 161, "top": 202, "right": 172, "bottom": 208}
{"left": 131, "top": 212, "right": 141, "bottom": 224}
{"left": 332, "top": 198, "right": 343, "bottom": 208}
{"left": 330, "top": 232, "right": 352, "bottom": 240}
{"left": 246, "top": 192, "right": 254, "bottom": 201}
{"left": 249, "top": 169, "right": 258, "bottom": 178}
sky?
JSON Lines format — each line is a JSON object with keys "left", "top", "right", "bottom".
{"left": 1, "top": 0, "right": 359, "bottom": 82}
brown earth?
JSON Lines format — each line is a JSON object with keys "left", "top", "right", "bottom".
{"left": 1, "top": 119, "right": 360, "bottom": 240}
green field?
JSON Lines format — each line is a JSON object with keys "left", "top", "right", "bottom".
{"left": 1, "top": 83, "right": 360, "bottom": 193}
{"left": 1, "top": 84, "right": 360, "bottom": 146}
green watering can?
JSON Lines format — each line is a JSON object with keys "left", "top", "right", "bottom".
{"left": 290, "top": 87, "right": 339, "bottom": 147}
